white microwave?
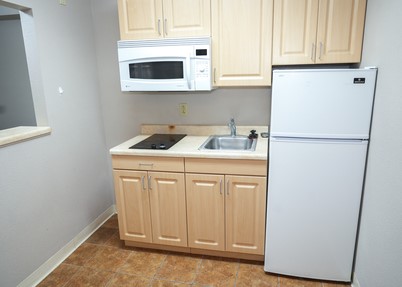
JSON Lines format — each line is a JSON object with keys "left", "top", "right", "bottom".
{"left": 118, "top": 37, "right": 212, "bottom": 92}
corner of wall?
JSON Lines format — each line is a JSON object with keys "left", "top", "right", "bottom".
{"left": 17, "top": 205, "right": 116, "bottom": 287}
{"left": 352, "top": 273, "right": 361, "bottom": 287}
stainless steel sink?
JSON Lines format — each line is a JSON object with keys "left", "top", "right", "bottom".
{"left": 199, "top": 135, "right": 257, "bottom": 151}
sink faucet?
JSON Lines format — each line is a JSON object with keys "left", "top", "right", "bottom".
{"left": 228, "top": 118, "right": 236, "bottom": 136}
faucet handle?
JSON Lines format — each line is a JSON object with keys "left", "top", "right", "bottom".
{"left": 248, "top": 130, "right": 258, "bottom": 139}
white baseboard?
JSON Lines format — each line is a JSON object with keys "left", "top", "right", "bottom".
{"left": 352, "top": 273, "right": 361, "bottom": 287}
{"left": 17, "top": 205, "right": 116, "bottom": 287}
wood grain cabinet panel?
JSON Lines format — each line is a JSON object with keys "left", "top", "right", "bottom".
{"left": 114, "top": 170, "right": 152, "bottom": 243}
{"left": 273, "top": 0, "right": 367, "bottom": 65}
{"left": 163, "top": 0, "right": 211, "bottom": 38}
{"left": 186, "top": 174, "right": 225, "bottom": 251}
{"left": 186, "top": 172, "right": 267, "bottom": 255}
{"left": 118, "top": 0, "right": 211, "bottom": 40}
{"left": 113, "top": 156, "right": 267, "bottom": 257}
{"left": 226, "top": 175, "right": 267, "bottom": 255}
{"left": 316, "top": 0, "right": 367, "bottom": 64}
{"left": 149, "top": 172, "right": 188, "bottom": 247}
{"left": 272, "top": 0, "right": 319, "bottom": 65}
{"left": 113, "top": 158, "right": 187, "bottom": 248}
{"left": 212, "top": 0, "right": 273, "bottom": 86}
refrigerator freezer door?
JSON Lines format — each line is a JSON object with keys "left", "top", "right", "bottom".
{"left": 264, "top": 137, "right": 368, "bottom": 281}
{"left": 270, "top": 69, "right": 377, "bottom": 139}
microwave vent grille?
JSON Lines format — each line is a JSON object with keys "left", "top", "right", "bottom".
{"left": 118, "top": 37, "right": 211, "bottom": 49}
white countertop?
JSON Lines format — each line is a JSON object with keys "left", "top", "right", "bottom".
{"left": 110, "top": 134, "right": 268, "bottom": 160}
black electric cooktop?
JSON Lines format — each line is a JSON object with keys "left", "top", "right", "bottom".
{"left": 129, "top": 134, "right": 187, "bottom": 150}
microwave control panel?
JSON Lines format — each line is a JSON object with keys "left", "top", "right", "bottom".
{"left": 195, "top": 60, "right": 210, "bottom": 79}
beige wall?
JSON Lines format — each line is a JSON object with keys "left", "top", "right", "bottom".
{"left": 0, "top": 1, "right": 113, "bottom": 286}
{"left": 354, "top": 0, "right": 402, "bottom": 286}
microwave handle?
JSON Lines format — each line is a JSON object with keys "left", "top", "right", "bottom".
{"left": 186, "top": 54, "right": 191, "bottom": 89}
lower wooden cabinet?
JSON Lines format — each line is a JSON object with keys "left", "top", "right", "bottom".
{"left": 114, "top": 169, "right": 187, "bottom": 247}
{"left": 113, "top": 170, "right": 152, "bottom": 243}
{"left": 186, "top": 174, "right": 225, "bottom": 251}
{"left": 226, "top": 175, "right": 267, "bottom": 255}
{"left": 186, "top": 173, "right": 267, "bottom": 255}
{"left": 112, "top": 155, "right": 267, "bottom": 258}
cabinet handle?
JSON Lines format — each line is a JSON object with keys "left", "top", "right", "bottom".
{"left": 139, "top": 163, "right": 154, "bottom": 169}
{"left": 148, "top": 175, "right": 152, "bottom": 190}
{"left": 318, "top": 42, "right": 323, "bottom": 60}
{"left": 158, "top": 19, "right": 161, "bottom": 35}
{"left": 219, "top": 179, "right": 223, "bottom": 195}
{"left": 213, "top": 68, "right": 216, "bottom": 84}
{"left": 311, "top": 43, "right": 315, "bottom": 62}
{"left": 141, "top": 176, "right": 146, "bottom": 191}
{"left": 164, "top": 19, "right": 167, "bottom": 36}
{"left": 226, "top": 179, "right": 230, "bottom": 195}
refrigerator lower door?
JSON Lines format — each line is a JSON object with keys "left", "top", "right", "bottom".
{"left": 264, "top": 137, "right": 368, "bottom": 281}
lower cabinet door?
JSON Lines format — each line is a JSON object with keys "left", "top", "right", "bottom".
{"left": 186, "top": 173, "right": 225, "bottom": 251}
{"left": 113, "top": 170, "right": 152, "bottom": 243}
{"left": 226, "top": 175, "right": 267, "bottom": 255}
{"left": 148, "top": 172, "right": 188, "bottom": 247}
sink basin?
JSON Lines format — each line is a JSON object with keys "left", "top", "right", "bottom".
{"left": 199, "top": 135, "right": 257, "bottom": 151}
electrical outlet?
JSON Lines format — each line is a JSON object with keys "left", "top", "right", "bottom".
{"left": 59, "top": 0, "right": 67, "bottom": 6}
{"left": 179, "top": 103, "right": 188, "bottom": 116}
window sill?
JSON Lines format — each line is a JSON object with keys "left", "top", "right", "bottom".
{"left": 0, "top": 126, "right": 51, "bottom": 148}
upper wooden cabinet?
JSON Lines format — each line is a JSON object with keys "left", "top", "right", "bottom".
{"left": 211, "top": 0, "right": 273, "bottom": 86}
{"left": 117, "top": 0, "right": 211, "bottom": 40}
{"left": 272, "top": 0, "right": 367, "bottom": 65}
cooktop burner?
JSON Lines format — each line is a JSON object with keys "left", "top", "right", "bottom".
{"left": 129, "top": 134, "right": 187, "bottom": 150}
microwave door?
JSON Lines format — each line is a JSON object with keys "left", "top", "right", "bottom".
{"left": 121, "top": 58, "right": 192, "bottom": 91}
{"left": 119, "top": 45, "right": 194, "bottom": 91}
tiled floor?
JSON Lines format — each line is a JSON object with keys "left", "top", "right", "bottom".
{"left": 38, "top": 215, "right": 350, "bottom": 287}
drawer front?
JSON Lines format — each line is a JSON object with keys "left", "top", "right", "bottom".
{"left": 185, "top": 158, "right": 267, "bottom": 176}
{"left": 112, "top": 155, "right": 184, "bottom": 172}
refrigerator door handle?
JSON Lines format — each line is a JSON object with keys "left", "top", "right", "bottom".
{"left": 271, "top": 137, "right": 368, "bottom": 144}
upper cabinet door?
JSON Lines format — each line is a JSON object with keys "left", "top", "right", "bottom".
{"left": 212, "top": 0, "right": 273, "bottom": 86}
{"left": 118, "top": 0, "right": 163, "bottom": 40}
{"left": 118, "top": 0, "right": 211, "bottom": 40}
{"left": 163, "top": 0, "right": 211, "bottom": 38}
{"left": 316, "top": 0, "right": 367, "bottom": 64}
{"left": 272, "top": 0, "right": 319, "bottom": 65}
{"left": 273, "top": 0, "right": 366, "bottom": 65}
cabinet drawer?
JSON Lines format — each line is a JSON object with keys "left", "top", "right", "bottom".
{"left": 185, "top": 158, "right": 267, "bottom": 176}
{"left": 112, "top": 155, "right": 184, "bottom": 172}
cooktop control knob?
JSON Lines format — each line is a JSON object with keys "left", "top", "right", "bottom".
{"left": 151, "top": 144, "right": 157, "bottom": 149}
{"left": 159, "top": 143, "right": 166, "bottom": 149}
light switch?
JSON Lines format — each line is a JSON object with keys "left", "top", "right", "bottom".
{"left": 59, "top": 0, "right": 67, "bottom": 6}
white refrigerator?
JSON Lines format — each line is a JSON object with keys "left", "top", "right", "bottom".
{"left": 264, "top": 68, "right": 377, "bottom": 282}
